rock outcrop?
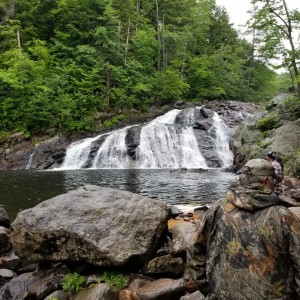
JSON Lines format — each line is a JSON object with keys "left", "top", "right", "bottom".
{"left": 231, "top": 117, "right": 300, "bottom": 175}
{"left": 10, "top": 186, "right": 169, "bottom": 268}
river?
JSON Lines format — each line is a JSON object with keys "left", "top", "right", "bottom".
{"left": 0, "top": 169, "right": 237, "bottom": 220}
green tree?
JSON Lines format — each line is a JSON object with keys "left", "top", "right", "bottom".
{"left": 248, "top": 0, "right": 300, "bottom": 97}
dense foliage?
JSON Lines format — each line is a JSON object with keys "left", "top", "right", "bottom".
{"left": 248, "top": 0, "right": 300, "bottom": 97}
{"left": 0, "top": 0, "right": 280, "bottom": 134}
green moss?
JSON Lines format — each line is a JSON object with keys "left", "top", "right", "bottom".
{"left": 255, "top": 115, "right": 280, "bottom": 132}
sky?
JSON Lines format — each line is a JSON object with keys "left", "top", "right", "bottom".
{"left": 215, "top": 0, "right": 300, "bottom": 71}
{"left": 215, "top": 0, "right": 300, "bottom": 29}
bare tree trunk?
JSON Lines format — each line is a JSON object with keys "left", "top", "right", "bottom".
{"left": 124, "top": 17, "right": 131, "bottom": 65}
{"left": 105, "top": 62, "right": 111, "bottom": 107}
{"left": 282, "top": 0, "right": 300, "bottom": 97}
{"left": 155, "top": 0, "right": 161, "bottom": 70}
{"left": 16, "top": 29, "right": 21, "bottom": 49}
{"left": 162, "top": 8, "right": 166, "bottom": 70}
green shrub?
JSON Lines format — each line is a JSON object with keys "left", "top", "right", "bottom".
{"left": 101, "top": 271, "right": 127, "bottom": 289}
{"left": 62, "top": 272, "right": 85, "bottom": 294}
{"left": 258, "top": 140, "right": 272, "bottom": 149}
{"left": 103, "top": 114, "right": 125, "bottom": 130}
{"left": 285, "top": 148, "right": 300, "bottom": 178}
{"left": 255, "top": 115, "right": 280, "bottom": 132}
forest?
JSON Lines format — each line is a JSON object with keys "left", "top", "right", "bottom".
{"left": 0, "top": 0, "right": 299, "bottom": 135}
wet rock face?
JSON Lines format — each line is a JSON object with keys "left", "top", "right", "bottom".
{"left": 125, "top": 126, "right": 143, "bottom": 160}
{"left": 10, "top": 186, "right": 169, "bottom": 268}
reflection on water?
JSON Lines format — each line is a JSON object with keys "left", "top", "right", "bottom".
{"left": 0, "top": 169, "right": 237, "bottom": 219}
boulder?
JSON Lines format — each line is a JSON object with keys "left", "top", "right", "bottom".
{"left": 136, "top": 278, "right": 185, "bottom": 300}
{"left": 143, "top": 254, "right": 185, "bottom": 277}
{"left": 169, "top": 206, "right": 183, "bottom": 218}
{"left": 129, "top": 278, "right": 150, "bottom": 290}
{"left": 283, "top": 176, "right": 300, "bottom": 190}
{"left": 169, "top": 222, "right": 198, "bottom": 256}
{"left": 0, "top": 226, "right": 11, "bottom": 254}
{"left": 72, "top": 283, "right": 118, "bottom": 300}
{"left": 0, "top": 250, "right": 21, "bottom": 270}
{"left": 43, "top": 290, "right": 69, "bottom": 300}
{"left": 10, "top": 186, "right": 169, "bottom": 268}
{"left": 179, "top": 290, "right": 206, "bottom": 300}
{"left": 0, "top": 206, "right": 10, "bottom": 228}
{"left": 119, "top": 289, "right": 141, "bottom": 300}
{"left": 0, "top": 269, "right": 17, "bottom": 284}
{"left": 0, "top": 269, "right": 66, "bottom": 300}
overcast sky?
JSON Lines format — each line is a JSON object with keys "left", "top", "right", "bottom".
{"left": 215, "top": 0, "right": 300, "bottom": 28}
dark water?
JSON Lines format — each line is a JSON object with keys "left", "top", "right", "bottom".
{"left": 0, "top": 169, "right": 237, "bottom": 220}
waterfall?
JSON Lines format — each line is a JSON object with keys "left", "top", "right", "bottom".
{"left": 92, "top": 127, "right": 132, "bottom": 169}
{"left": 135, "top": 110, "right": 207, "bottom": 168}
{"left": 59, "top": 108, "right": 233, "bottom": 170}
{"left": 61, "top": 135, "right": 101, "bottom": 169}
{"left": 212, "top": 112, "right": 233, "bottom": 167}
{"left": 25, "top": 152, "right": 34, "bottom": 169}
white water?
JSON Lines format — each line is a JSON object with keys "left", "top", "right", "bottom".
{"left": 61, "top": 135, "right": 101, "bottom": 169}
{"left": 92, "top": 127, "right": 132, "bottom": 169}
{"left": 58, "top": 108, "right": 233, "bottom": 170}
{"left": 135, "top": 110, "right": 207, "bottom": 168}
{"left": 212, "top": 113, "right": 233, "bottom": 167}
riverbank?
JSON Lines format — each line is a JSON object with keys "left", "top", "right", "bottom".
{"left": 0, "top": 186, "right": 207, "bottom": 300}
{"left": 1, "top": 178, "right": 300, "bottom": 300}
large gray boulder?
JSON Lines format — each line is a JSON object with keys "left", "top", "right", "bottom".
{"left": 10, "top": 186, "right": 169, "bottom": 268}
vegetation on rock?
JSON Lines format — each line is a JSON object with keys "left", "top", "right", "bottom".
{"left": 62, "top": 272, "right": 86, "bottom": 294}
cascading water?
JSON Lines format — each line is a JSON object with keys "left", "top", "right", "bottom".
{"left": 211, "top": 112, "right": 233, "bottom": 167}
{"left": 61, "top": 135, "right": 101, "bottom": 169}
{"left": 59, "top": 108, "right": 234, "bottom": 170}
{"left": 92, "top": 127, "right": 132, "bottom": 169}
{"left": 135, "top": 110, "right": 207, "bottom": 168}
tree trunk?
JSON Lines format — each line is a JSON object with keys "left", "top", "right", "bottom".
{"left": 155, "top": 0, "right": 161, "bottom": 70}
{"left": 124, "top": 17, "right": 131, "bottom": 65}
{"left": 162, "top": 8, "right": 166, "bottom": 70}
{"left": 282, "top": 0, "right": 300, "bottom": 97}
{"left": 16, "top": 29, "right": 21, "bottom": 49}
{"left": 105, "top": 62, "right": 111, "bottom": 106}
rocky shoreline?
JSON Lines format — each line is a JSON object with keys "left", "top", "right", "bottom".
{"left": 2, "top": 179, "right": 300, "bottom": 300}
{"left": 0, "top": 186, "right": 208, "bottom": 300}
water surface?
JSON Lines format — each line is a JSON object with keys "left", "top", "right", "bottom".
{"left": 0, "top": 169, "right": 237, "bottom": 219}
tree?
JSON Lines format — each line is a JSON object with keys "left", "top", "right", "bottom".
{"left": 248, "top": 0, "right": 300, "bottom": 97}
